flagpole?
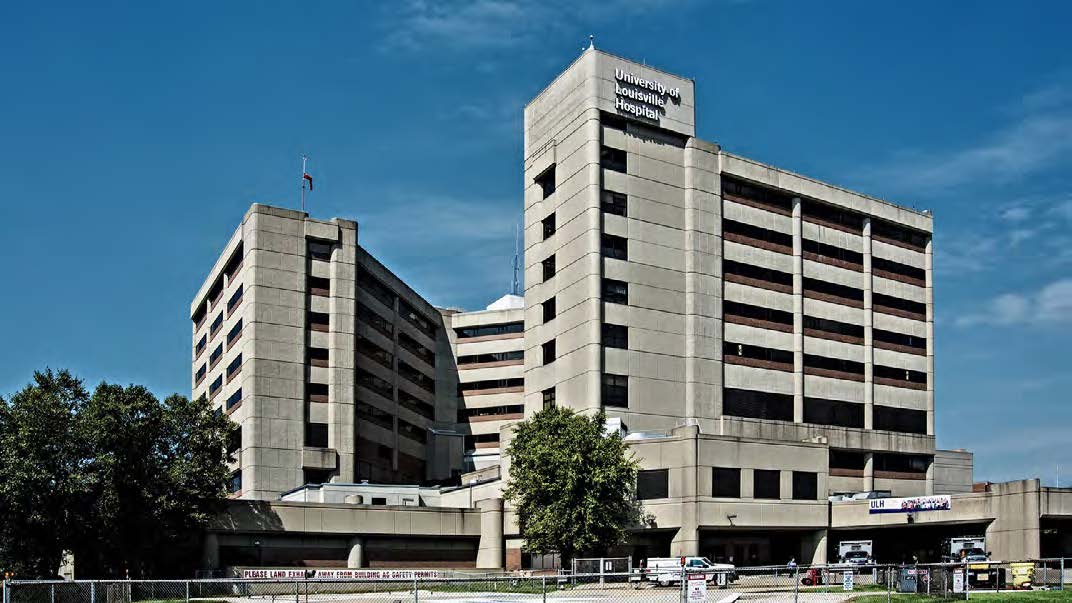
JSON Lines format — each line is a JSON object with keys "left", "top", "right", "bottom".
{"left": 301, "top": 155, "right": 308, "bottom": 212}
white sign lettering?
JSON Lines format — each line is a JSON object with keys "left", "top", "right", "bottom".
{"left": 868, "top": 495, "right": 951, "bottom": 514}
{"left": 686, "top": 576, "right": 708, "bottom": 602}
{"left": 241, "top": 569, "right": 442, "bottom": 580}
{"left": 614, "top": 69, "right": 681, "bottom": 123}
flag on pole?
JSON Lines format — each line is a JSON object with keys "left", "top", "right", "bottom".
{"left": 303, "top": 172, "right": 314, "bottom": 190}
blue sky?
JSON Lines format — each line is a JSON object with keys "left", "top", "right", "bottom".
{"left": 1, "top": 1, "right": 1069, "bottom": 483}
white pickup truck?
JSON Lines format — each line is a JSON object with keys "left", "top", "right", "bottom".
{"left": 633, "top": 557, "right": 737, "bottom": 587}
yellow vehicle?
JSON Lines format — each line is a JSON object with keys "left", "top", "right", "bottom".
{"left": 1010, "top": 562, "right": 1034, "bottom": 589}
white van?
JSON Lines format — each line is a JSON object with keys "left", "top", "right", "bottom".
{"left": 634, "top": 557, "right": 737, "bottom": 586}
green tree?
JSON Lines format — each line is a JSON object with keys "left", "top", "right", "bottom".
{"left": 0, "top": 370, "right": 89, "bottom": 578}
{"left": 503, "top": 406, "right": 647, "bottom": 563}
{"left": 0, "top": 370, "right": 236, "bottom": 578}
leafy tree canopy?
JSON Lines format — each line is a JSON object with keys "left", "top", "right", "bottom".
{"left": 0, "top": 369, "right": 236, "bottom": 578}
{"left": 503, "top": 406, "right": 646, "bottom": 563}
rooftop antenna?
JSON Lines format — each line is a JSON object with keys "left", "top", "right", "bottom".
{"left": 588, "top": 34, "right": 595, "bottom": 50}
{"left": 300, "top": 155, "right": 314, "bottom": 212}
{"left": 511, "top": 222, "right": 520, "bottom": 296}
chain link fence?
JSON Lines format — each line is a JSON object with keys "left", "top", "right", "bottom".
{"left": 3, "top": 559, "right": 1068, "bottom": 603}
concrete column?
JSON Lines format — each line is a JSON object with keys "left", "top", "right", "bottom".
{"left": 863, "top": 453, "right": 875, "bottom": 492}
{"left": 476, "top": 498, "right": 504, "bottom": 569}
{"left": 791, "top": 198, "right": 804, "bottom": 422}
{"left": 926, "top": 458, "right": 935, "bottom": 496}
{"left": 925, "top": 237, "right": 935, "bottom": 436}
{"left": 802, "top": 530, "right": 828, "bottom": 565}
{"left": 671, "top": 424, "right": 701, "bottom": 557}
{"left": 346, "top": 537, "right": 365, "bottom": 568}
{"left": 863, "top": 218, "right": 874, "bottom": 430}
{"left": 201, "top": 533, "right": 220, "bottom": 570}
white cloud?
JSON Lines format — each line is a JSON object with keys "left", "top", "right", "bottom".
{"left": 955, "top": 278, "right": 1072, "bottom": 327}
{"left": 999, "top": 206, "right": 1031, "bottom": 222}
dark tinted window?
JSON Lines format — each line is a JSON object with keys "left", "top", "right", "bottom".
{"left": 804, "top": 202, "right": 864, "bottom": 230}
{"left": 535, "top": 164, "right": 556, "bottom": 198}
{"left": 804, "top": 278, "right": 864, "bottom": 303}
{"left": 753, "top": 469, "right": 780, "bottom": 499}
{"left": 873, "top": 293, "right": 927, "bottom": 317}
{"left": 802, "top": 239, "right": 863, "bottom": 266}
{"left": 874, "top": 365, "right": 928, "bottom": 384}
{"left": 724, "top": 301, "right": 793, "bottom": 327}
{"left": 455, "top": 321, "right": 524, "bottom": 339}
{"left": 601, "top": 234, "right": 628, "bottom": 261}
{"left": 602, "top": 190, "right": 627, "bottom": 216}
{"left": 602, "top": 374, "right": 628, "bottom": 408}
{"left": 724, "top": 260, "right": 793, "bottom": 288}
{"left": 460, "top": 378, "right": 524, "bottom": 392}
{"left": 872, "top": 220, "right": 928, "bottom": 250}
{"left": 305, "top": 423, "right": 329, "bottom": 447}
{"left": 637, "top": 469, "right": 669, "bottom": 500}
{"left": 804, "top": 397, "right": 864, "bottom": 428}
{"left": 542, "top": 212, "right": 556, "bottom": 239}
{"left": 873, "top": 257, "right": 926, "bottom": 282}
{"left": 712, "top": 468, "right": 741, "bottom": 498}
{"left": 792, "top": 471, "right": 818, "bottom": 500}
{"left": 458, "top": 350, "right": 524, "bottom": 365}
{"left": 601, "top": 146, "right": 627, "bottom": 173}
{"left": 873, "top": 329, "right": 927, "bottom": 350}
{"left": 542, "top": 340, "right": 556, "bottom": 364}
{"left": 830, "top": 450, "right": 867, "bottom": 470}
{"left": 724, "top": 219, "right": 792, "bottom": 250}
{"left": 874, "top": 406, "right": 928, "bottom": 434}
{"left": 603, "top": 323, "right": 628, "bottom": 349}
{"left": 803, "top": 316, "right": 864, "bottom": 340}
{"left": 804, "top": 354, "right": 865, "bottom": 376}
{"left": 724, "top": 342, "right": 793, "bottom": 366}
{"left": 542, "top": 254, "right": 556, "bottom": 280}
{"left": 723, "top": 388, "right": 793, "bottom": 421}
{"left": 542, "top": 388, "right": 556, "bottom": 408}
{"left": 603, "top": 279, "right": 628, "bottom": 304}
{"left": 721, "top": 176, "right": 793, "bottom": 214}
{"left": 543, "top": 297, "right": 556, "bottom": 322}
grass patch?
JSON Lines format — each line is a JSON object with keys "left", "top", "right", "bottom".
{"left": 850, "top": 590, "right": 1072, "bottom": 603}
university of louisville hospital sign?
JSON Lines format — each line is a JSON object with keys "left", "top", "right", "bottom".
{"left": 614, "top": 68, "right": 681, "bottom": 122}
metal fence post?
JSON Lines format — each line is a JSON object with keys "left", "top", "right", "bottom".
{"left": 1062, "top": 557, "right": 1066, "bottom": 591}
{"left": 185, "top": 581, "right": 190, "bottom": 603}
{"left": 887, "top": 565, "right": 892, "bottom": 603}
{"left": 294, "top": 580, "right": 299, "bottom": 603}
{"left": 793, "top": 565, "right": 799, "bottom": 603}
{"left": 90, "top": 582, "right": 95, "bottom": 603}
{"left": 542, "top": 576, "right": 547, "bottom": 603}
{"left": 413, "top": 575, "right": 419, "bottom": 603}
{"left": 51, "top": 584, "right": 55, "bottom": 603}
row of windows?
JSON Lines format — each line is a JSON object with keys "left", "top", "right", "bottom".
{"left": 356, "top": 302, "right": 392, "bottom": 338}
{"left": 359, "top": 266, "right": 397, "bottom": 310}
{"left": 873, "top": 256, "right": 926, "bottom": 283}
{"left": 398, "top": 360, "right": 435, "bottom": 394}
{"left": 830, "top": 450, "right": 931, "bottom": 474}
{"left": 308, "top": 276, "right": 331, "bottom": 296}
{"left": 722, "top": 176, "right": 794, "bottom": 215}
{"left": 460, "top": 378, "right": 524, "bottom": 393}
{"left": 227, "top": 285, "right": 244, "bottom": 313}
{"left": 458, "top": 350, "right": 524, "bottom": 365}
{"left": 724, "top": 388, "right": 929, "bottom": 435}
{"left": 723, "top": 340, "right": 928, "bottom": 385}
{"left": 398, "top": 417, "right": 426, "bottom": 444}
{"left": 399, "top": 332, "right": 435, "bottom": 367}
{"left": 399, "top": 389, "right": 435, "bottom": 421}
{"left": 400, "top": 299, "right": 437, "bottom": 340}
{"left": 357, "top": 401, "right": 394, "bottom": 431}
{"left": 636, "top": 468, "right": 819, "bottom": 501}
{"left": 359, "top": 335, "right": 393, "bottom": 370}
{"left": 464, "top": 433, "right": 501, "bottom": 450}
{"left": 308, "top": 241, "right": 334, "bottom": 262}
{"left": 461, "top": 404, "right": 524, "bottom": 419}
{"left": 357, "top": 367, "right": 393, "bottom": 400}
{"left": 307, "top": 382, "right": 328, "bottom": 402}
{"left": 308, "top": 346, "right": 329, "bottom": 367}
{"left": 724, "top": 219, "right": 792, "bottom": 251}
{"left": 193, "top": 243, "right": 243, "bottom": 328}
{"left": 803, "top": 239, "right": 863, "bottom": 267}
{"left": 226, "top": 354, "right": 242, "bottom": 378}
{"left": 455, "top": 321, "right": 523, "bottom": 339}
{"left": 726, "top": 301, "right": 925, "bottom": 350}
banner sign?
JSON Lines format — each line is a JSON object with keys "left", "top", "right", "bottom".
{"left": 868, "top": 495, "right": 951, "bottom": 514}
{"left": 242, "top": 569, "right": 442, "bottom": 580}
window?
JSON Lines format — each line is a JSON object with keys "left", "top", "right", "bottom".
{"left": 712, "top": 468, "right": 741, "bottom": 498}
{"left": 400, "top": 300, "right": 437, "bottom": 339}
{"left": 542, "top": 297, "right": 556, "bottom": 322}
{"left": 398, "top": 332, "right": 435, "bottom": 366}
{"left": 804, "top": 397, "right": 864, "bottom": 428}
{"left": 792, "top": 471, "right": 818, "bottom": 500}
{"left": 874, "top": 406, "right": 928, "bottom": 434}
{"left": 803, "top": 202, "right": 864, "bottom": 231}
{"left": 723, "top": 219, "right": 793, "bottom": 253}
{"left": 227, "top": 426, "right": 242, "bottom": 455}
{"left": 874, "top": 453, "right": 929, "bottom": 476}
{"left": 753, "top": 469, "right": 780, "bottom": 499}
{"left": 542, "top": 339, "right": 556, "bottom": 364}
{"left": 308, "top": 346, "right": 329, "bottom": 367}
{"left": 460, "top": 378, "right": 524, "bottom": 393}
{"left": 461, "top": 404, "right": 524, "bottom": 419}
{"left": 308, "top": 241, "right": 333, "bottom": 261}
{"left": 398, "top": 418, "right": 425, "bottom": 444}
{"left": 535, "top": 164, "right": 556, "bottom": 198}
{"left": 359, "top": 267, "right": 397, "bottom": 309}
{"left": 371, "top": 497, "right": 388, "bottom": 505}
{"left": 721, "top": 176, "right": 793, "bottom": 215}
{"left": 304, "top": 423, "right": 329, "bottom": 447}
{"left": 226, "top": 354, "right": 242, "bottom": 378}
{"left": 227, "top": 285, "right": 244, "bottom": 313}
{"left": 872, "top": 220, "right": 928, "bottom": 251}
{"left": 357, "top": 402, "right": 394, "bottom": 430}
{"left": 209, "top": 343, "right": 223, "bottom": 366}
{"left": 464, "top": 433, "right": 501, "bottom": 450}
{"left": 723, "top": 342, "right": 794, "bottom": 369}
{"left": 804, "top": 277, "right": 864, "bottom": 306}
{"left": 723, "top": 260, "right": 793, "bottom": 291}
{"left": 195, "top": 334, "right": 207, "bottom": 357}
{"left": 874, "top": 365, "right": 928, "bottom": 387}
{"left": 601, "top": 190, "right": 627, "bottom": 216}
{"left": 307, "top": 381, "right": 330, "bottom": 403}
{"left": 455, "top": 321, "right": 524, "bottom": 339}
{"left": 225, "top": 388, "right": 242, "bottom": 411}
{"left": 303, "top": 468, "right": 334, "bottom": 485}
{"left": 210, "top": 312, "right": 224, "bottom": 336}
{"left": 636, "top": 469, "right": 669, "bottom": 500}
{"left": 223, "top": 242, "right": 244, "bottom": 279}
{"left": 458, "top": 350, "right": 524, "bottom": 365}
{"left": 358, "top": 336, "right": 394, "bottom": 370}
{"left": 229, "top": 470, "right": 242, "bottom": 494}
{"left": 357, "top": 368, "right": 392, "bottom": 399}
{"left": 309, "top": 276, "right": 331, "bottom": 296}
{"left": 724, "top": 301, "right": 793, "bottom": 330}
{"left": 227, "top": 319, "right": 243, "bottom": 346}
{"left": 601, "top": 234, "right": 628, "bottom": 261}
{"left": 194, "top": 364, "right": 206, "bottom": 384}
{"left": 602, "top": 323, "right": 628, "bottom": 349}
{"left": 803, "top": 315, "right": 864, "bottom": 342}
{"left": 872, "top": 257, "right": 926, "bottom": 284}
{"left": 602, "top": 374, "right": 628, "bottom": 408}
{"left": 873, "top": 329, "right": 927, "bottom": 353}
{"left": 399, "top": 390, "right": 435, "bottom": 420}
{"left": 357, "top": 302, "right": 393, "bottom": 337}
{"left": 209, "top": 375, "right": 223, "bottom": 398}
{"left": 542, "top": 387, "right": 556, "bottom": 408}
{"left": 542, "top": 254, "right": 556, "bottom": 280}
{"left": 600, "top": 146, "right": 627, "bottom": 173}
{"left": 830, "top": 450, "right": 867, "bottom": 472}
{"left": 542, "top": 212, "right": 556, "bottom": 239}
{"left": 873, "top": 293, "right": 927, "bottom": 320}
{"left": 192, "top": 304, "right": 207, "bottom": 330}
{"left": 308, "top": 311, "right": 330, "bottom": 332}
{"left": 603, "top": 279, "right": 628, "bottom": 304}
{"left": 722, "top": 388, "right": 794, "bottom": 421}
{"left": 399, "top": 361, "right": 435, "bottom": 393}
{"left": 802, "top": 239, "right": 863, "bottom": 268}
{"left": 804, "top": 354, "right": 865, "bottom": 378}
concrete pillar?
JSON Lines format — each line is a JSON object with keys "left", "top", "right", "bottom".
{"left": 201, "top": 533, "right": 220, "bottom": 570}
{"left": 476, "top": 498, "right": 504, "bottom": 569}
{"left": 682, "top": 140, "right": 723, "bottom": 421}
{"left": 863, "top": 218, "right": 874, "bottom": 430}
{"left": 791, "top": 197, "right": 804, "bottom": 423}
{"left": 671, "top": 424, "right": 701, "bottom": 557}
{"left": 925, "top": 237, "right": 935, "bottom": 436}
{"left": 926, "top": 458, "right": 935, "bottom": 496}
{"left": 863, "top": 453, "right": 875, "bottom": 492}
{"left": 346, "top": 537, "right": 365, "bottom": 568}
{"left": 802, "top": 530, "right": 828, "bottom": 565}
